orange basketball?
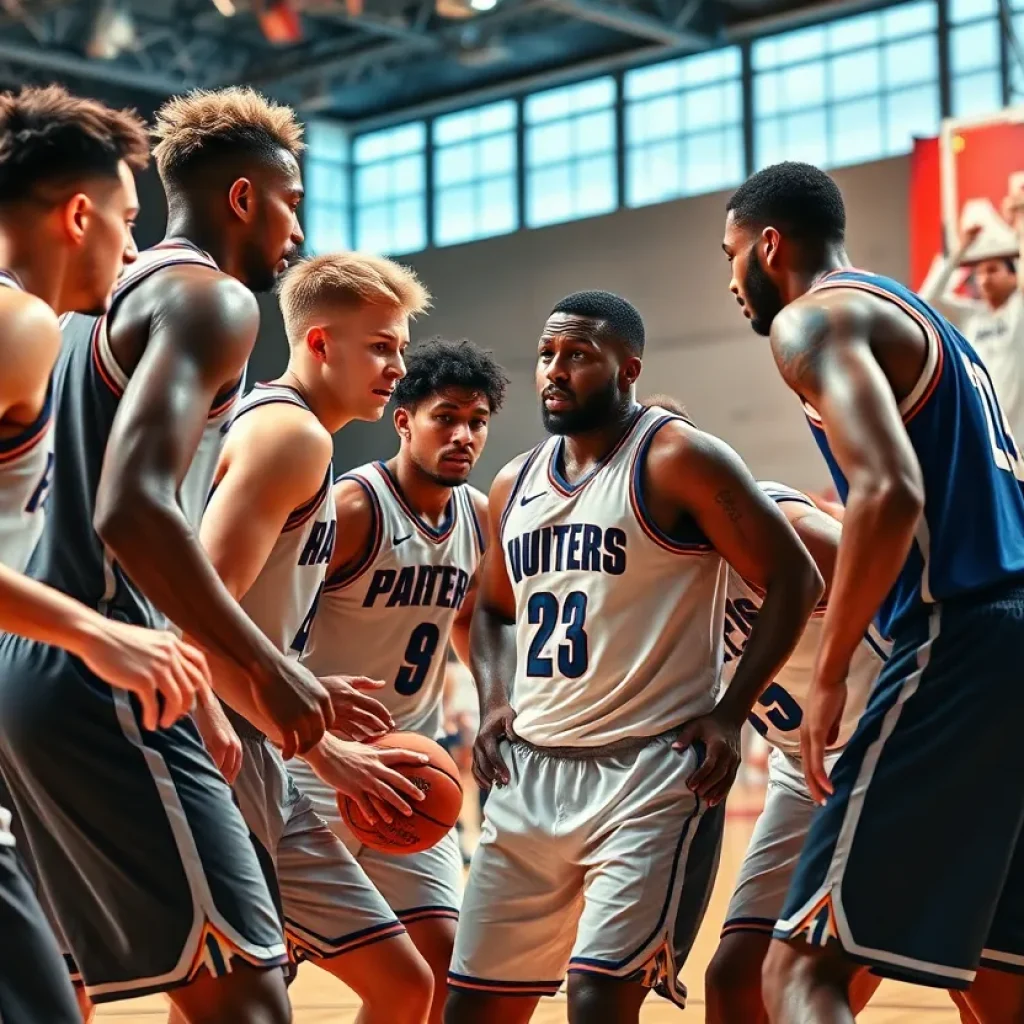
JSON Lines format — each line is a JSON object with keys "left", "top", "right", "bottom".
{"left": 338, "top": 731, "right": 463, "bottom": 855}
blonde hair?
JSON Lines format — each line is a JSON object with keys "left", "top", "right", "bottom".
{"left": 152, "top": 87, "right": 303, "bottom": 183}
{"left": 279, "top": 253, "right": 432, "bottom": 339}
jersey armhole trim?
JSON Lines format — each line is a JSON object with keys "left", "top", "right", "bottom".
{"left": 324, "top": 474, "right": 382, "bottom": 591}
{"left": 0, "top": 378, "right": 52, "bottom": 462}
{"left": 498, "top": 444, "right": 545, "bottom": 540}
{"left": 628, "top": 415, "right": 714, "bottom": 555}
{"left": 807, "top": 279, "right": 944, "bottom": 425}
{"left": 464, "top": 489, "right": 486, "bottom": 557}
{"left": 283, "top": 467, "right": 333, "bottom": 533}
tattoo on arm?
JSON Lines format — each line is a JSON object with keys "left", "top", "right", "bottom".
{"left": 771, "top": 306, "right": 831, "bottom": 397}
{"left": 715, "top": 489, "right": 742, "bottom": 523}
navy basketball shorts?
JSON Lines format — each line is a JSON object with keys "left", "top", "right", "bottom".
{"left": 774, "top": 585, "right": 1024, "bottom": 989}
{"left": 0, "top": 830, "right": 81, "bottom": 1023}
{"left": 0, "top": 634, "right": 289, "bottom": 1004}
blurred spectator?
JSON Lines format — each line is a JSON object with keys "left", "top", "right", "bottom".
{"left": 920, "top": 206, "right": 1024, "bottom": 442}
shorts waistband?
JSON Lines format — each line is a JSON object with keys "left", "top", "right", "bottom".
{"left": 512, "top": 726, "right": 682, "bottom": 760}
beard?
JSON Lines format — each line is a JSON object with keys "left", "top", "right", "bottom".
{"left": 541, "top": 376, "right": 620, "bottom": 435}
{"left": 743, "top": 243, "right": 785, "bottom": 337}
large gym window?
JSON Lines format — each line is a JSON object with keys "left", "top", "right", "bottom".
{"left": 524, "top": 77, "right": 617, "bottom": 228}
{"left": 951, "top": 0, "right": 1005, "bottom": 116}
{"left": 304, "top": 120, "right": 349, "bottom": 255}
{"left": 433, "top": 100, "right": 518, "bottom": 247}
{"left": 353, "top": 121, "right": 427, "bottom": 256}
{"left": 752, "top": 0, "right": 940, "bottom": 170}
{"left": 624, "top": 47, "right": 743, "bottom": 207}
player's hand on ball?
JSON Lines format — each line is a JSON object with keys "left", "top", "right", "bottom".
{"left": 801, "top": 677, "right": 847, "bottom": 806}
{"left": 252, "top": 656, "right": 334, "bottom": 760}
{"left": 673, "top": 707, "right": 742, "bottom": 807}
{"left": 82, "top": 621, "right": 210, "bottom": 732}
{"left": 474, "top": 702, "right": 517, "bottom": 790}
{"left": 307, "top": 735, "right": 428, "bottom": 826}
{"left": 193, "top": 684, "right": 244, "bottom": 784}
{"left": 320, "top": 675, "right": 393, "bottom": 741}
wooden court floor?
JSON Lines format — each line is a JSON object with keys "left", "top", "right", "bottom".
{"left": 95, "top": 787, "right": 960, "bottom": 1023}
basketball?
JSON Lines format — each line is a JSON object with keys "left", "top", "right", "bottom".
{"left": 338, "top": 731, "right": 463, "bottom": 855}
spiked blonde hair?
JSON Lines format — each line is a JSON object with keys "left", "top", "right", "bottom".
{"left": 279, "top": 253, "right": 431, "bottom": 340}
{"left": 152, "top": 87, "right": 303, "bottom": 183}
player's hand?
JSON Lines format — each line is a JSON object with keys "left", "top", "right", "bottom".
{"left": 307, "top": 735, "right": 428, "bottom": 826}
{"left": 672, "top": 707, "right": 742, "bottom": 807}
{"left": 801, "top": 676, "right": 847, "bottom": 805}
{"left": 193, "top": 685, "right": 244, "bottom": 784}
{"left": 473, "top": 702, "right": 516, "bottom": 790}
{"left": 79, "top": 620, "right": 210, "bottom": 732}
{"left": 959, "top": 222, "right": 983, "bottom": 250}
{"left": 320, "top": 675, "right": 393, "bottom": 742}
{"left": 252, "top": 656, "right": 334, "bottom": 760}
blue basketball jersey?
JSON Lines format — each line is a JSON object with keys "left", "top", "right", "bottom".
{"left": 804, "top": 268, "right": 1024, "bottom": 635}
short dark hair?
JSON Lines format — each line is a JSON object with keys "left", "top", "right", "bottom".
{"left": 550, "top": 290, "right": 645, "bottom": 355}
{"left": 644, "top": 393, "right": 689, "bottom": 418}
{"left": 727, "top": 161, "right": 846, "bottom": 245}
{"left": 394, "top": 338, "right": 509, "bottom": 412}
{"left": 0, "top": 85, "right": 149, "bottom": 203}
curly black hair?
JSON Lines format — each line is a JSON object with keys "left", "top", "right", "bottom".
{"left": 393, "top": 338, "right": 509, "bottom": 412}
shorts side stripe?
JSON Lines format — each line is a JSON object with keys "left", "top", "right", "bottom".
{"left": 980, "top": 949, "right": 1024, "bottom": 975}
{"left": 84, "top": 691, "right": 288, "bottom": 1001}
{"left": 286, "top": 917, "right": 405, "bottom": 961}
{"left": 774, "top": 605, "right": 975, "bottom": 987}
{"left": 721, "top": 917, "right": 777, "bottom": 937}
{"left": 447, "top": 971, "right": 561, "bottom": 997}
{"left": 397, "top": 905, "right": 460, "bottom": 925}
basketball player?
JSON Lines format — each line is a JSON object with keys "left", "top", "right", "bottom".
{"left": 445, "top": 291, "right": 825, "bottom": 1024}
{"left": 723, "top": 161, "right": 1024, "bottom": 1023}
{"left": 0, "top": 84, "right": 212, "bottom": 1024}
{"left": 0, "top": 88, "right": 340, "bottom": 1022}
{"left": 177, "top": 252, "right": 440, "bottom": 1024}
{"left": 289, "top": 337, "right": 509, "bottom": 1024}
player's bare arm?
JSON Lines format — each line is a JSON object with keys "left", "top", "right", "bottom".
{"left": 643, "top": 420, "right": 824, "bottom": 805}
{"left": 0, "top": 285, "right": 209, "bottom": 729}
{"left": 450, "top": 487, "right": 488, "bottom": 667}
{"left": 776, "top": 498, "right": 841, "bottom": 603}
{"left": 771, "top": 292, "right": 925, "bottom": 800}
{"left": 469, "top": 453, "right": 528, "bottom": 790}
{"left": 93, "top": 267, "right": 333, "bottom": 757}
{"left": 300, "top": 474, "right": 429, "bottom": 824}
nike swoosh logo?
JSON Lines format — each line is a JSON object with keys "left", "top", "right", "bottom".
{"left": 394, "top": 533, "right": 413, "bottom": 546}
{"left": 520, "top": 493, "right": 545, "bottom": 506}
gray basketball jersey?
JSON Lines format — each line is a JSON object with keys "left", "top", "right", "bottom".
{"left": 722, "top": 481, "right": 888, "bottom": 756}
{"left": 26, "top": 241, "right": 241, "bottom": 628}
{"left": 0, "top": 270, "right": 54, "bottom": 573}
{"left": 501, "top": 407, "right": 728, "bottom": 748}
{"left": 231, "top": 383, "right": 336, "bottom": 659}
{"left": 300, "top": 463, "right": 483, "bottom": 740}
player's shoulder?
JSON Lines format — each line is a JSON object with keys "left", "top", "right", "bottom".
{"left": 228, "top": 400, "right": 332, "bottom": 482}
{"left": 332, "top": 468, "right": 378, "bottom": 522}
{"left": 757, "top": 479, "right": 816, "bottom": 508}
{"left": 0, "top": 288, "right": 60, "bottom": 391}
{"left": 643, "top": 413, "right": 735, "bottom": 468}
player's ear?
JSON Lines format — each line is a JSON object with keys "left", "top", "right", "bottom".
{"left": 62, "top": 193, "right": 91, "bottom": 245}
{"left": 762, "top": 226, "right": 781, "bottom": 267}
{"left": 228, "top": 178, "right": 254, "bottom": 222}
{"left": 394, "top": 405, "right": 411, "bottom": 440}
{"left": 621, "top": 354, "right": 642, "bottom": 389}
{"left": 306, "top": 325, "right": 328, "bottom": 363}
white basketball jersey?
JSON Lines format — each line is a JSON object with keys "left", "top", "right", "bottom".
{"left": 300, "top": 462, "right": 483, "bottom": 739}
{"left": 231, "top": 384, "right": 336, "bottom": 658}
{"left": 501, "top": 407, "right": 727, "bottom": 748}
{"left": 0, "top": 270, "right": 54, "bottom": 572}
{"left": 721, "top": 481, "right": 889, "bottom": 756}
